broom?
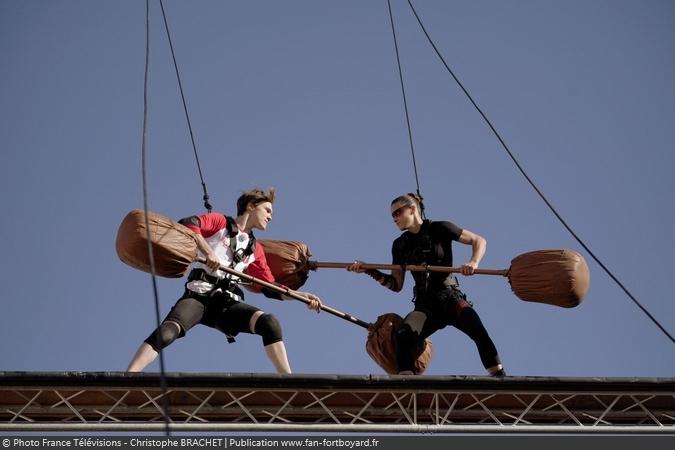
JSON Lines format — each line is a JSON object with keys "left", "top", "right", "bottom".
{"left": 115, "top": 209, "right": 432, "bottom": 374}
{"left": 258, "top": 241, "right": 590, "bottom": 308}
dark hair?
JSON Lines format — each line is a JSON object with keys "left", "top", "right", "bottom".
{"left": 236, "top": 188, "right": 276, "bottom": 216}
{"left": 391, "top": 192, "right": 425, "bottom": 216}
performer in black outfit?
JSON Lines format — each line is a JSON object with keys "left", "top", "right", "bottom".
{"left": 348, "top": 193, "right": 505, "bottom": 377}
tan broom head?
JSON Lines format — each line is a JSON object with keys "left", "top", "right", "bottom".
{"left": 509, "top": 249, "right": 590, "bottom": 308}
{"left": 366, "top": 313, "right": 433, "bottom": 375}
{"left": 115, "top": 209, "right": 197, "bottom": 278}
{"left": 258, "top": 240, "right": 312, "bottom": 290}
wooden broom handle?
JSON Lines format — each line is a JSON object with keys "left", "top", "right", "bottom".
{"left": 308, "top": 261, "right": 508, "bottom": 276}
{"left": 195, "top": 258, "right": 371, "bottom": 329}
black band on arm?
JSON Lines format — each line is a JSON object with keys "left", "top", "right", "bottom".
{"left": 261, "top": 282, "right": 289, "bottom": 301}
{"left": 178, "top": 215, "right": 201, "bottom": 227}
{"left": 365, "top": 269, "right": 398, "bottom": 291}
{"left": 365, "top": 269, "right": 385, "bottom": 282}
{"left": 261, "top": 287, "right": 284, "bottom": 300}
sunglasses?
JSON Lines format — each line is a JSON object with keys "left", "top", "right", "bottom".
{"left": 391, "top": 204, "right": 412, "bottom": 218}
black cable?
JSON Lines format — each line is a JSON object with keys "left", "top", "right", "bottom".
{"left": 386, "top": 0, "right": 425, "bottom": 218}
{"left": 141, "top": 0, "right": 172, "bottom": 435}
{"left": 159, "top": 0, "right": 212, "bottom": 212}
{"left": 405, "top": 0, "right": 674, "bottom": 344}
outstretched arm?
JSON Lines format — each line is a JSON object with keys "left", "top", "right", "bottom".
{"left": 283, "top": 289, "right": 322, "bottom": 312}
{"left": 244, "top": 281, "right": 323, "bottom": 313}
{"left": 346, "top": 261, "right": 405, "bottom": 292}
{"left": 246, "top": 244, "right": 322, "bottom": 312}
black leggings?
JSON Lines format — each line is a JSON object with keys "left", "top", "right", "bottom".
{"left": 397, "top": 288, "right": 500, "bottom": 372}
{"left": 144, "top": 291, "right": 283, "bottom": 351}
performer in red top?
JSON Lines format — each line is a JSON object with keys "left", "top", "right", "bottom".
{"left": 127, "top": 188, "right": 322, "bottom": 373}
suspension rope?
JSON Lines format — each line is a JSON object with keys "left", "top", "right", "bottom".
{"left": 159, "top": 0, "right": 212, "bottom": 212}
{"left": 141, "top": 0, "right": 171, "bottom": 435}
{"left": 386, "top": 0, "right": 425, "bottom": 218}
{"left": 405, "top": 0, "right": 674, "bottom": 344}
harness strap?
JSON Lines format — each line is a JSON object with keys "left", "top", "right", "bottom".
{"left": 187, "top": 268, "right": 243, "bottom": 345}
{"left": 224, "top": 215, "right": 256, "bottom": 263}
{"left": 188, "top": 268, "right": 227, "bottom": 285}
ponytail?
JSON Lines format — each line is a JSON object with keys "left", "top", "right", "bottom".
{"left": 407, "top": 192, "right": 425, "bottom": 216}
{"left": 391, "top": 192, "right": 426, "bottom": 218}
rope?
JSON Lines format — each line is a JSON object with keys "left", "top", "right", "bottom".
{"left": 159, "top": 0, "right": 212, "bottom": 212}
{"left": 386, "top": 0, "right": 425, "bottom": 218}
{"left": 141, "top": 0, "right": 171, "bottom": 435}
{"left": 405, "top": 0, "right": 674, "bottom": 345}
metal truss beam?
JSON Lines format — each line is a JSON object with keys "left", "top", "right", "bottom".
{"left": 1, "top": 372, "right": 673, "bottom": 433}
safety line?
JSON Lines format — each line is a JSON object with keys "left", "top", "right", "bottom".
{"left": 159, "top": 0, "right": 212, "bottom": 212}
{"left": 386, "top": 0, "right": 425, "bottom": 217}
{"left": 405, "top": 0, "right": 674, "bottom": 344}
{"left": 141, "top": 0, "right": 171, "bottom": 436}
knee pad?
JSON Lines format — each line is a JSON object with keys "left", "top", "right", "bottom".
{"left": 144, "top": 322, "right": 181, "bottom": 352}
{"left": 254, "top": 313, "right": 283, "bottom": 346}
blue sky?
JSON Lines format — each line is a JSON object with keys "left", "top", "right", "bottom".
{"left": 1, "top": 0, "right": 673, "bottom": 377}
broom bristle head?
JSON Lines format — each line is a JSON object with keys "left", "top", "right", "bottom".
{"left": 509, "top": 249, "right": 590, "bottom": 308}
{"left": 258, "top": 240, "right": 312, "bottom": 290}
{"left": 115, "top": 209, "right": 197, "bottom": 278}
{"left": 366, "top": 313, "right": 433, "bottom": 375}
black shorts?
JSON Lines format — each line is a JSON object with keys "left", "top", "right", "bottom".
{"left": 164, "top": 288, "right": 263, "bottom": 341}
{"left": 413, "top": 287, "right": 473, "bottom": 338}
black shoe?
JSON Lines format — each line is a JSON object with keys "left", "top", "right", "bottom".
{"left": 492, "top": 369, "right": 506, "bottom": 378}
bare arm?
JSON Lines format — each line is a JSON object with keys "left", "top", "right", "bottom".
{"left": 283, "top": 289, "right": 322, "bottom": 312}
{"left": 193, "top": 233, "right": 221, "bottom": 272}
{"left": 457, "top": 228, "right": 486, "bottom": 275}
{"left": 179, "top": 214, "right": 221, "bottom": 272}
